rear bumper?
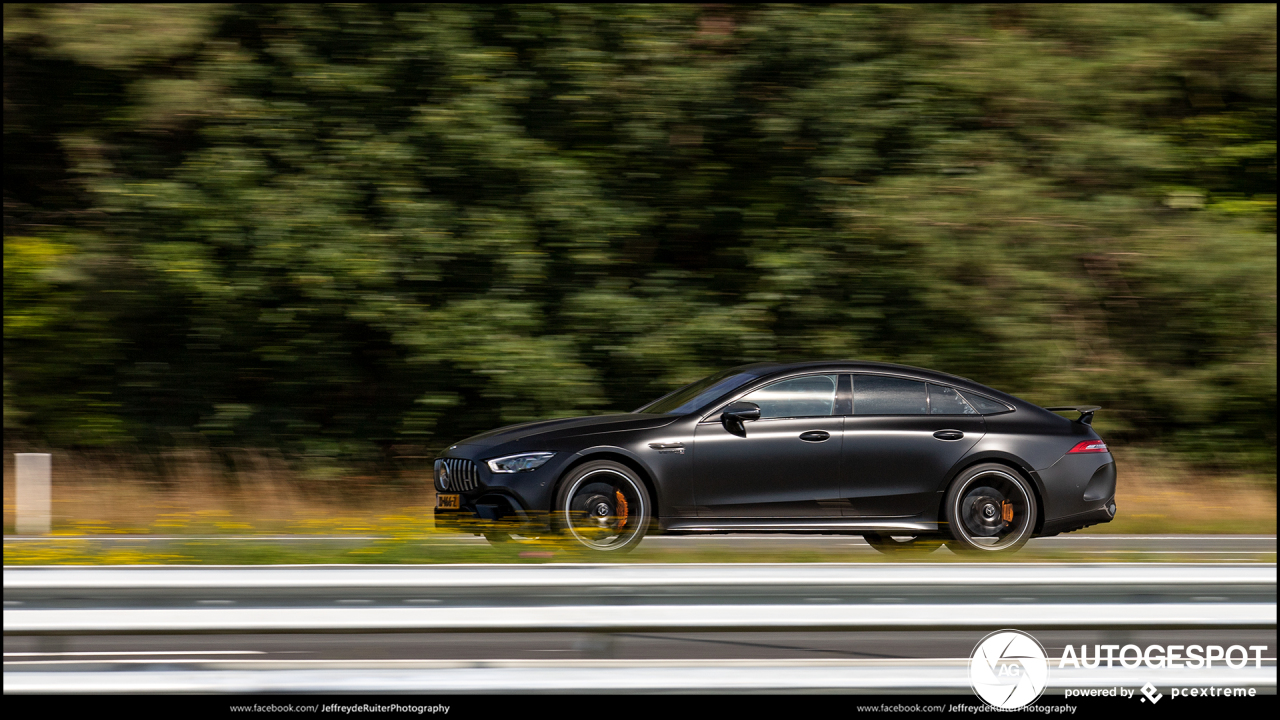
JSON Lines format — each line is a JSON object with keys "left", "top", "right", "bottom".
{"left": 1036, "top": 453, "right": 1116, "bottom": 526}
{"left": 1039, "top": 499, "right": 1117, "bottom": 537}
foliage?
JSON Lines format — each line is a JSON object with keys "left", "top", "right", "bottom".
{"left": 4, "top": 4, "right": 1275, "bottom": 470}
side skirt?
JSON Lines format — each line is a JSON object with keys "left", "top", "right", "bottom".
{"left": 658, "top": 518, "right": 942, "bottom": 534}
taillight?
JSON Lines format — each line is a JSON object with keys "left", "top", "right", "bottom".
{"left": 1067, "top": 440, "right": 1109, "bottom": 454}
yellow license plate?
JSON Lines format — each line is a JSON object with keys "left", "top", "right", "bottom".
{"left": 436, "top": 494, "right": 460, "bottom": 510}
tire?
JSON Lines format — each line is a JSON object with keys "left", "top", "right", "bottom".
{"left": 863, "top": 533, "right": 943, "bottom": 555}
{"left": 553, "top": 460, "right": 651, "bottom": 553}
{"left": 943, "top": 463, "right": 1038, "bottom": 555}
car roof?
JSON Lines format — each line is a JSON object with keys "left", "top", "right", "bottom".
{"left": 735, "top": 360, "right": 1025, "bottom": 406}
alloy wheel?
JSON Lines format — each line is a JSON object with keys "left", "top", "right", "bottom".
{"left": 945, "top": 465, "right": 1036, "bottom": 554}
{"left": 556, "top": 462, "right": 650, "bottom": 552}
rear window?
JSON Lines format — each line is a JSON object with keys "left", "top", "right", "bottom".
{"left": 958, "top": 390, "right": 1013, "bottom": 415}
{"left": 929, "top": 384, "right": 976, "bottom": 415}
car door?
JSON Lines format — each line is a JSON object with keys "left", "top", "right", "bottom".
{"left": 841, "top": 376, "right": 985, "bottom": 517}
{"left": 693, "top": 373, "right": 845, "bottom": 518}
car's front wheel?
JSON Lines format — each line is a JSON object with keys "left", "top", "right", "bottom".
{"left": 943, "top": 463, "right": 1038, "bottom": 554}
{"left": 554, "top": 460, "right": 651, "bottom": 553}
{"left": 862, "top": 533, "right": 944, "bottom": 555}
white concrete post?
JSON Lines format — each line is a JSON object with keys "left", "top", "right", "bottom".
{"left": 15, "top": 453, "right": 52, "bottom": 535}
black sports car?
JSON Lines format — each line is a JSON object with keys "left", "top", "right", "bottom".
{"left": 433, "top": 361, "right": 1116, "bottom": 554}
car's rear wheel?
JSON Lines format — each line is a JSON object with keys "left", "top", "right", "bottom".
{"left": 943, "top": 463, "right": 1037, "bottom": 554}
{"left": 554, "top": 460, "right": 651, "bottom": 553}
{"left": 863, "top": 533, "right": 944, "bottom": 555}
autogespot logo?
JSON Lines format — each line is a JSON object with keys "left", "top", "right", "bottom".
{"left": 970, "top": 629, "right": 1050, "bottom": 709}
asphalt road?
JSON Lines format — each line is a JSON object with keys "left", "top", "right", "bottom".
{"left": 646, "top": 534, "right": 1278, "bottom": 557}
{"left": 6, "top": 628, "right": 1276, "bottom": 666}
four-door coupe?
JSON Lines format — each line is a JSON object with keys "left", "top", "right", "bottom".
{"left": 433, "top": 361, "right": 1116, "bottom": 554}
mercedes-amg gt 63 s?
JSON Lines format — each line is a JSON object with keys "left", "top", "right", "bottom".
{"left": 433, "top": 361, "right": 1116, "bottom": 554}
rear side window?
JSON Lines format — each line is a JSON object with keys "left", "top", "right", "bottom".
{"left": 854, "top": 375, "right": 928, "bottom": 415}
{"left": 959, "top": 390, "right": 1013, "bottom": 415}
{"left": 741, "top": 374, "right": 839, "bottom": 419}
{"left": 929, "top": 384, "right": 976, "bottom": 415}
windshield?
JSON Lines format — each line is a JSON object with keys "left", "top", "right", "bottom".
{"left": 635, "top": 370, "right": 759, "bottom": 415}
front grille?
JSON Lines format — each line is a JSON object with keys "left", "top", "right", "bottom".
{"left": 441, "top": 458, "right": 480, "bottom": 492}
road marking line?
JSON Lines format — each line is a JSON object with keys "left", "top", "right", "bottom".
{"left": 1071, "top": 551, "right": 1275, "bottom": 554}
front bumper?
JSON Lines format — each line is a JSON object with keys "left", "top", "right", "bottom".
{"left": 432, "top": 452, "right": 554, "bottom": 533}
{"left": 435, "top": 449, "right": 566, "bottom": 508}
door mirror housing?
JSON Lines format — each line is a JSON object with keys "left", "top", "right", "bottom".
{"left": 721, "top": 401, "right": 761, "bottom": 437}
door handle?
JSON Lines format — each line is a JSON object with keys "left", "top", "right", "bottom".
{"left": 799, "top": 431, "right": 831, "bottom": 442}
{"left": 933, "top": 430, "right": 964, "bottom": 441}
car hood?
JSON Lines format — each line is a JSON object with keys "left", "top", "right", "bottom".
{"left": 451, "top": 413, "right": 678, "bottom": 449}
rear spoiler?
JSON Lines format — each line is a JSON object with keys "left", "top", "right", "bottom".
{"left": 1045, "top": 406, "right": 1101, "bottom": 425}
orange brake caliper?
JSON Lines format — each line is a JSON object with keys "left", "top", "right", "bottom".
{"left": 1001, "top": 500, "right": 1014, "bottom": 523}
{"left": 615, "top": 490, "right": 629, "bottom": 530}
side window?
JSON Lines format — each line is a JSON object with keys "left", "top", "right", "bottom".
{"left": 741, "top": 374, "right": 838, "bottom": 419}
{"left": 959, "top": 390, "right": 1013, "bottom": 415}
{"left": 929, "top": 384, "right": 976, "bottom": 415}
{"left": 854, "top": 375, "right": 928, "bottom": 415}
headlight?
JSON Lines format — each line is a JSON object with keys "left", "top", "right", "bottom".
{"left": 486, "top": 452, "right": 556, "bottom": 474}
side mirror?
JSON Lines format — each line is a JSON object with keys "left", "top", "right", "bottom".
{"left": 721, "top": 401, "right": 761, "bottom": 437}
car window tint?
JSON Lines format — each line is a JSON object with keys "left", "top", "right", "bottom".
{"left": 958, "top": 390, "right": 1013, "bottom": 415}
{"left": 742, "top": 374, "right": 838, "bottom": 419}
{"left": 854, "top": 375, "right": 928, "bottom": 415}
{"left": 929, "top": 384, "right": 976, "bottom": 415}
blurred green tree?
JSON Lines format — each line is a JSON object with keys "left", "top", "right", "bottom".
{"left": 3, "top": 4, "right": 1274, "bottom": 469}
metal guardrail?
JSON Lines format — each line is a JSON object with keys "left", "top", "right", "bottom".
{"left": 5, "top": 663, "right": 1277, "bottom": 694}
{"left": 5, "top": 563, "right": 1275, "bottom": 695}
{"left": 4, "top": 563, "right": 1275, "bottom": 635}
{"left": 6, "top": 602, "right": 1275, "bottom": 634}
